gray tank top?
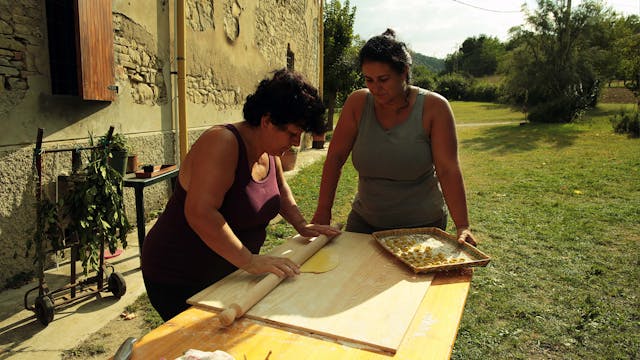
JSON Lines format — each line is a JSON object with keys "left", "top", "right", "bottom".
{"left": 351, "top": 88, "right": 446, "bottom": 228}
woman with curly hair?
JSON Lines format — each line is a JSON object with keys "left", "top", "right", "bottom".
{"left": 142, "top": 69, "right": 340, "bottom": 321}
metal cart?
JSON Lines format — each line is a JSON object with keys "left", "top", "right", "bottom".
{"left": 24, "top": 126, "right": 127, "bottom": 326}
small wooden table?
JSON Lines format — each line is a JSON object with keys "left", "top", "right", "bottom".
{"left": 128, "top": 270, "right": 472, "bottom": 359}
{"left": 123, "top": 168, "right": 179, "bottom": 249}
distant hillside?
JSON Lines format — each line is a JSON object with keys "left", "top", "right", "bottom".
{"left": 411, "top": 51, "right": 445, "bottom": 73}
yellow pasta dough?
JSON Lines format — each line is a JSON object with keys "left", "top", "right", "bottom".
{"left": 300, "top": 247, "right": 340, "bottom": 273}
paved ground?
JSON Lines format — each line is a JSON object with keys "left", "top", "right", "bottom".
{"left": 0, "top": 145, "right": 328, "bottom": 360}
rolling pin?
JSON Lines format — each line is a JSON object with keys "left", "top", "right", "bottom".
{"left": 219, "top": 231, "right": 339, "bottom": 326}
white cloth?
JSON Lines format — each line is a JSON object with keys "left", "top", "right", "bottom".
{"left": 175, "top": 349, "right": 235, "bottom": 360}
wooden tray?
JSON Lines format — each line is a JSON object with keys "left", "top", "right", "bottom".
{"left": 372, "top": 227, "right": 490, "bottom": 273}
{"left": 135, "top": 164, "right": 177, "bottom": 178}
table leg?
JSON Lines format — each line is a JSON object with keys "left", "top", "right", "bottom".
{"left": 134, "top": 187, "right": 145, "bottom": 251}
{"left": 170, "top": 176, "right": 177, "bottom": 192}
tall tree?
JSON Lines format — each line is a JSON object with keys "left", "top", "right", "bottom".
{"left": 613, "top": 15, "right": 640, "bottom": 104}
{"left": 445, "top": 35, "right": 505, "bottom": 77}
{"left": 502, "top": 0, "right": 608, "bottom": 122}
{"left": 323, "top": 0, "right": 357, "bottom": 131}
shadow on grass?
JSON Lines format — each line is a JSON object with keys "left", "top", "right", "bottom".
{"left": 478, "top": 103, "right": 518, "bottom": 111}
{"left": 461, "top": 123, "right": 584, "bottom": 154}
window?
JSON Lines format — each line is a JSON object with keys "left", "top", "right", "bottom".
{"left": 45, "top": 0, "right": 115, "bottom": 101}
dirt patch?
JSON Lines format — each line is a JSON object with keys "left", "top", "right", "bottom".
{"left": 61, "top": 312, "right": 152, "bottom": 359}
{"left": 601, "top": 86, "right": 636, "bottom": 104}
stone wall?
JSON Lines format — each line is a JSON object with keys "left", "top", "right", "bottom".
{"left": 0, "top": 0, "right": 42, "bottom": 119}
{"left": 0, "top": 0, "right": 321, "bottom": 289}
{"left": 113, "top": 13, "right": 168, "bottom": 105}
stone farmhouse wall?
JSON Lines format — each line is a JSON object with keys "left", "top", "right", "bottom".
{"left": 0, "top": 0, "right": 322, "bottom": 288}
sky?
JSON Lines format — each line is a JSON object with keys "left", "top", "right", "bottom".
{"left": 347, "top": 0, "right": 640, "bottom": 59}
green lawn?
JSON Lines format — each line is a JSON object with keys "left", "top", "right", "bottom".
{"left": 271, "top": 102, "right": 639, "bottom": 359}
{"left": 452, "top": 101, "right": 527, "bottom": 124}
{"left": 452, "top": 103, "right": 639, "bottom": 359}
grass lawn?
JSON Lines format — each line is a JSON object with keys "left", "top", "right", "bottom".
{"left": 452, "top": 101, "right": 527, "bottom": 125}
{"left": 451, "top": 103, "right": 639, "bottom": 359}
{"left": 268, "top": 102, "right": 639, "bottom": 358}
{"left": 68, "top": 102, "right": 639, "bottom": 359}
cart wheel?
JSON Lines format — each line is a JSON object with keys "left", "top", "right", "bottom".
{"left": 34, "top": 296, "right": 54, "bottom": 326}
{"left": 108, "top": 272, "right": 127, "bottom": 298}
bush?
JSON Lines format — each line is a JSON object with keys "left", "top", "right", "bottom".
{"left": 414, "top": 76, "right": 436, "bottom": 91}
{"left": 610, "top": 109, "right": 640, "bottom": 138}
{"left": 436, "top": 73, "right": 472, "bottom": 100}
{"left": 527, "top": 96, "right": 579, "bottom": 123}
{"left": 527, "top": 83, "right": 598, "bottom": 123}
{"left": 467, "top": 82, "right": 501, "bottom": 102}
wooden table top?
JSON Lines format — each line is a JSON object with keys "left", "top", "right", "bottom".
{"left": 128, "top": 269, "right": 472, "bottom": 360}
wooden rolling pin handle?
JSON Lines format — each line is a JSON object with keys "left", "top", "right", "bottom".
{"left": 219, "top": 232, "right": 338, "bottom": 326}
{"left": 219, "top": 272, "right": 284, "bottom": 326}
{"left": 219, "top": 303, "right": 241, "bottom": 326}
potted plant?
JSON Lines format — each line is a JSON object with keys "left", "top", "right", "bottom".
{"left": 98, "top": 132, "right": 130, "bottom": 176}
{"left": 280, "top": 146, "right": 298, "bottom": 171}
{"left": 64, "top": 133, "right": 131, "bottom": 273}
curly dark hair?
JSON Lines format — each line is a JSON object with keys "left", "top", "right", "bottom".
{"left": 243, "top": 68, "right": 327, "bottom": 134}
{"left": 358, "top": 28, "right": 412, "bottom": 83}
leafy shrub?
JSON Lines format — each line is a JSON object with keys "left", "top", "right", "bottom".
{"left": 610, "top": 109, "right": 640, "bottom": 138}
{"left": 468, "top": 82, "right": 501, "bottom": 102}
{"left": 527, "top": 83, "right": 598, "bottom": 123}
{"left": 436, "top": 73, "right": 472, "bottom": 100}
{"left": 528, "top": 96, "right": 580, "bottom": 123}
{"left": 414, "top": 76, "right": 436, "bottom": 91}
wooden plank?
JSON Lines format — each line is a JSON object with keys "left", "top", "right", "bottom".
{"left": 129, "top": 271, "right": 472, "bottom": 360}
{"left": 75, "top": 0, "right": 115, "bottom": 101}
{"left": 188, "top": 232, "right": 434, "bottom": 354}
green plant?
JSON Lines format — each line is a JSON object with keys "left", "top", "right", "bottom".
{"left": 436, "top": 73, "right": 472, "bottom": 101}
{"left": 26, "top": 196, "right": 65, "bottom": 264}
{"left": 61, "top": 343, "right": 106, "bottom": 358}
{"left": 610, "top": 108, "right": 640, "bottom": 137}
{"left": 98, "top": 132, "right": 130, "bottom": 153}
{"left": 64, "top": 132, "right": 130, "bottom": 273}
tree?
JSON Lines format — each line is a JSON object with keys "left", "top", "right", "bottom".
{"left": 323, "top": 0, "right": 357, "bottom": 131}
{"left": 444, "top": 35, "right": 505, "bottom": 77}
{"left": 502, "top": 0, "right": 607, "bottom": 123}
{"left": 412, "top": 64, "right": 436, "bottom": 90}
{"left": 613, "top": 15, "right": 640, "bottom": 104}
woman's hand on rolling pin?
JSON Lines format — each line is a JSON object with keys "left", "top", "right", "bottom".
{"left": 297, "top": 223, "right": 342, "bottom": 238}
{"left": 240, "top": 254, "right": 300, "bottom": 278}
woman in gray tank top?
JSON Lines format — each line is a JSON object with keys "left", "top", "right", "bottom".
{"left": 312, "top": 29, "right": 477, "bottom": 246}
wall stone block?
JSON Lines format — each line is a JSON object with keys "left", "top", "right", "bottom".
{"left": 187, "top": 0, "right": 215, "bottom": 32}
{"left": 0, "top": 19, "right": 12, "bottom": 34}
{"left": 7, "top": 77, "right": 27, "bottom": 90}
{"left": 0, "top": 65, "right": 18, "bottom": 76}
{"left": 113, "top": 13, "right": 167, "bottom": 105}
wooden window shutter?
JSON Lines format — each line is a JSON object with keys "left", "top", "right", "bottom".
{"left": 75, "top": 0, "right": 115, "bottom": 101}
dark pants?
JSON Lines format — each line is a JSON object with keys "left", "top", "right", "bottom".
{"left": 345, "top": 210, "right": 448, "bottom": 234}
{"left": 143, "top": 277, "right": 206, "bottom": 322}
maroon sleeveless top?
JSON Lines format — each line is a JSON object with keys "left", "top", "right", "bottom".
{"left": 141, "top": 124, "right": 280, "bottom": 286}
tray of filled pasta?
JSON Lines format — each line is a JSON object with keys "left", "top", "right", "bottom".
{"left": 372, "top": 227, "right": 491, "bottom": 273}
